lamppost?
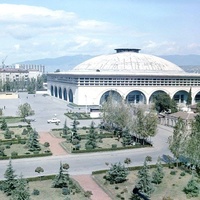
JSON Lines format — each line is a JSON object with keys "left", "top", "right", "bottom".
{"left": 85, "top": 95, "right": 87, "bottom": 114}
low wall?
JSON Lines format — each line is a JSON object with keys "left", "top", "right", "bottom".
{"left": 0, "top": 93, "right": 18, "bottom": 99}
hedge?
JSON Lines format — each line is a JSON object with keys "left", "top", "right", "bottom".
{"left": 0, "top": 152, "right": 52, "bottom": 160}
{"left": 72, "top": 144, "right": 151, "bottom": 153}
{"left": 0, "top": 139, "right": 27, "bottom": 144}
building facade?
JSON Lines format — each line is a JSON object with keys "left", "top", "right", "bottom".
{"left": 47, "top": 49, "right": 200, "bottom": 107}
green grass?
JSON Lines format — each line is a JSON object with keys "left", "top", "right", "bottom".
{"left": 0, "top": 117, "right": 23, "bottom": 123}
{"left": 93, "top": 167, "right": 200, "bottom": 200}
{"left": 0, "top": 179, "right": 89, "bottom": 200}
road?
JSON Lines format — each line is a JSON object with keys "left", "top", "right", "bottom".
{"left": 0, "top": 93, "right": 173, "bottom": 179}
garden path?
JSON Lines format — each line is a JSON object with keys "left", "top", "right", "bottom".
{"left": 39, "top": 131, "right": 111, "bottom": 200}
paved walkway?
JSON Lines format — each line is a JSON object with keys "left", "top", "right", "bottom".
{"left": 73, "top": 174, "right": 111, "bottom": 200}
{"left": 39, "top": 132, "right": 111, "bottom": 199}
{"left": 39, "top": 132, "right": 67, "bottom": 156}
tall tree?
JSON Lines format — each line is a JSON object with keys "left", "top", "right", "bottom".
{"left": 151, "top": 157, "right": 164, "bottom": 185}
{"left": 2, "top": 159, "right": 17, "bottom": 196}
{"left": 168, "top": 118, "right": 187, "bottom": 167}
{"left": 1, "top": 118, "right": 8, "bottom": 130}
{"left": 71, "top": 118, "right": 81, "bottom": 144}
{"left": 10, "top": 174, "right": 30, "bottom": 200}
{"left": 52, "top": 162, "right": 68, "bottom": 188}
{"left": 85, "top": 121, "right": 98, "bottom": 149}
{"left": 136, "top": 157, "right": 154, "bottom": 197}
{"left": 184, "top": 115, "right": 200, "bottom": 167}
{"left": 187, "top": 88, "right": 192, "bottom": 106}
{"left": 26, "top": 129, "right": 41, "bottom": 152}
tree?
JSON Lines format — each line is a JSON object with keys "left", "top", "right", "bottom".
{"left": 52, "top": 162, "right": 68, "bottom": 188}
{"left": 2, "top": 159, "right": 17, "bottom": 196}
{"left": 85, "top": 121, "right": 98, "bottom": 149}
{"left": 136, "top": 157, "right": 154, "bottom": 197}
{"left": 17, "top": 103, "right": 35, "bottom": 120}
{"left": 121, "top": 128, "right": 133, "bottom": 146}
{"left": 1, "top": 118, "right": 7, "bottom": 130}
{"left": 168, "top": 118, "right": 187, "bottom": 167}
{"left": 36, "top": 75, "right": 44, "bottom": 90}
{"left": 27, "top": 77, "right": 36, "bottom": 93}
{"left": 105, "top": 162, "right": 129, "bottom": 184}
{"left": 184, "top": 114, "right": 200, "bottom": 167}
{"left": 124, "top": 158, "right": 131, "bottom": 166}
{"left": 26, "top": 129, "right": 41, "bottom": 152}
{"left": 35, "top": 167, "right": 44, "bottom": 181}
{"left": 71, "top": 118, "right": 81, "bottom": 145}
{"left": 152, "top": 157, "right": 164, "bottom": 185}
{"left": 133, "top": 108, "right": 157, "bottom": 145}
{"left": 153, "top": 93, "right": 177, "bottom": 113}
{"left": 187, "top": 88, "right": 192, "bottom": 106}
{"left": 0, "top": 145, "right": 5, "bottom": 156}
{"left": 10, "top": 174, "right": 30, "bottom": 200}
{"left": 63, "top": 120, "right": 70, "bottom": 137}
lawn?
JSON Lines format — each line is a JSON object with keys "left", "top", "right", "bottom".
{"left": 0, "top": 179, "right": 89, "bottom": 200}
{"left": 93, "top": 167, "right": 200, "bottom": 200}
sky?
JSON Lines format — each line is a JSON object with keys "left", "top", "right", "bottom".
{"left": 0, "top": 0, "right": 200, "bottom": 64}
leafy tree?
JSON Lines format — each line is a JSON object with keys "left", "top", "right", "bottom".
{"left": 52, "top": 162, "right": 68, "bottom": 188}
{"left": 85, "top": 121, "right": 98, "bottom": 149}
{"left": 152, "top": 157, "right": 164, "bottom": 185}
{"left": 105, "top": 162, "right": 129, "bottom": 184}
{"left": 2, "top": 159, "right": 17, "bottom": 196}
{"left": 1, "top": 118, "right": 7, "bottom": 130}
{"left": 183, "top": 178, "right": 199, "bottom": 198}
{"left": 35, "top": 167, "right": 44, "bottom": 181}
{"left": 168, "top": 118, "right": 187, "bottom": 167}
{"left": 153, "top": 93, "right": 177, "bottom": 113}
{"left": 17, "top": 103, "right": 35, "bottom": 119}
{"left": 136, "top": 157, "right": 154, "bottom": 197}
{"left": 133, "top": 108, "right": 157, "bottom": 145}
{"left": 10, "top": 174, "right": 30, "bottom": 200}
{"left": 184, "top": 114, "right": 200, "bottom": 167}
{"left": 187, "top": 88, "right": 192, "bottom": 106}
{"left": 27, "top": 77, "right": 36, "bottom": 93}
{"left": 26, "top": 129, "right": 41, "bottom": 152}
{"left": 36, "top": 75, "right": 44, "bottom": 90}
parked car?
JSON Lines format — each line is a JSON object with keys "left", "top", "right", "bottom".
{"left": 47, "top": 118, "right": 61, "bottom": 124}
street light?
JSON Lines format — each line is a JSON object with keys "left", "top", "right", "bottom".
{"left": 85, "top": 95, "right": 87, "bottom": 114}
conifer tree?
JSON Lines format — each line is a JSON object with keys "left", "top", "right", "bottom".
{"left": 10, "top": 174, "right": 30, "bottom": 200}
{"left": 152, "top": 157, "right": 164, "bottom": 185}
{"left": 52, "top": 162, "right": 68, "bottom": 188}
{"left": 85, "top": 121, "right": 98, "bottom": 149}
{"left": 2, "top": 159, "right": 17, "bottom": 196}
{"left": 105, "top": 162, "right": 129, "bottom": 184}
{"left": 1, "top": 118, "right": 7, "bottom": 130}
{"left": 63, "top": 119, "right": 69, "bottom": 137}
{"left": 26, "top": 129, "right": 41, "bottom": 152}
{"left": 71, "top": 118, "right": 81, "bottom": 144}
{"left": 187, "top": 88, "right": 192, "bottom": 106}
{"left": 136, "top": 157, "right": 154, "bottom": 197}
{"left": 122, "top": 128, "right": 133, "bottom": 146}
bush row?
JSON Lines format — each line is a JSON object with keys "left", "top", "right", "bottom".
{"left": 0, "top": 139, "right": 27, "bottom": 144}
{"left": 0, "top": 152, "right": 52, "bottom": 160}
{"left": 72, "top": 144, "right": 150, "bottom": 153}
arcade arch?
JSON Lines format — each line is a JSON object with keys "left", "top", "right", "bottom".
{"left": 59, "top": 87, "right": 62, "bottom": 99}
{"left": 55, "top": 86, "right": 58, "bottom": 97}
{"left": 173, "top": 90, "right": 188, "bottom": 104}
{"left": 125, "top": 90, "right": 146, "bottom": 104}
{"left": 149, "top": 90, "right": 168, "bottom": 103}
{"left": 69, "top": 89, "right": 73, "bottom": 103}
{"left": 99, "top": 90, "right": 122, "bottom": 105}
{"left": 63, "top": 88, "right": 67, "bottom": 101}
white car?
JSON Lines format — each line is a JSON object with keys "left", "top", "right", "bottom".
{"left": 47, "top": 118, "right": 61, "bottom": 124}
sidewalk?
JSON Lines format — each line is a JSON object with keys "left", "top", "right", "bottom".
{"left": 73, "top": 174, "right": 111, "bottom": 200}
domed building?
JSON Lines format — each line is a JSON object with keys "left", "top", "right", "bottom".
{"left": 47, "top": 49, "right": 200, "bottom": 108}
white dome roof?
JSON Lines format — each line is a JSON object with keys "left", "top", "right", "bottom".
{"left": 73, "top": 52, "right": 184, "bottom": 74}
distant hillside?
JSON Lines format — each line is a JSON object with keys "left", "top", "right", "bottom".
{"left": 18, "top": 55, "right": 95, "bottom": 73}
{"left": 17, "top": 54, "right": 200, "bottom": 73}
{"left": 160, "top": 54, "right": 200, "bottom": 66}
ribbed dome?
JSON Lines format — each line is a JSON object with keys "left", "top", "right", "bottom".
{"left": 73, "top": 52, "right": 184, "bottom": 74}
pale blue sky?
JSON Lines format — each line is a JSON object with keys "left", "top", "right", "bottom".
{"left": 0, "top": 0, "right": 199, "bottom": 64}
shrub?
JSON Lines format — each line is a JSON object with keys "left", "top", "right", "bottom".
{"left": 162, "top": 197, "right": 173, "bottom": 200}
{"left": 183, "top": 179, "right": 199, "bottom": 197}
{"left": 44, "top": 142, "right": 50, "bottom": 147}
{"left": 112, "top": 144, "right": 117, "bottom": 149}
{"left": 62, "top": 187, "right": 70, "bottom": 195}
{"left": 84, "top": 190, "right": 93, "bottom": 198}
{"left": 180, "top": 172, "right": 186, "bottom": 176}
{"left": 32, "top": 189, "right": 40, "bottom": 195}
{"left": 5, "top": 145, "right": 11, "bottom": 149}
{"left": 85, "top": 144, "right": 94, "bottom": 150}
{"left": 170, "top": 171, "right": 177, "bottom": 175}
{"left": 11, "top": 151, "right": 18, "bottom": 157}
{"left": 72, "top": 139, "right": 79, "bottom": 145}
{"left": 22, "top": 129, "right": 28, "bottom": 135}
